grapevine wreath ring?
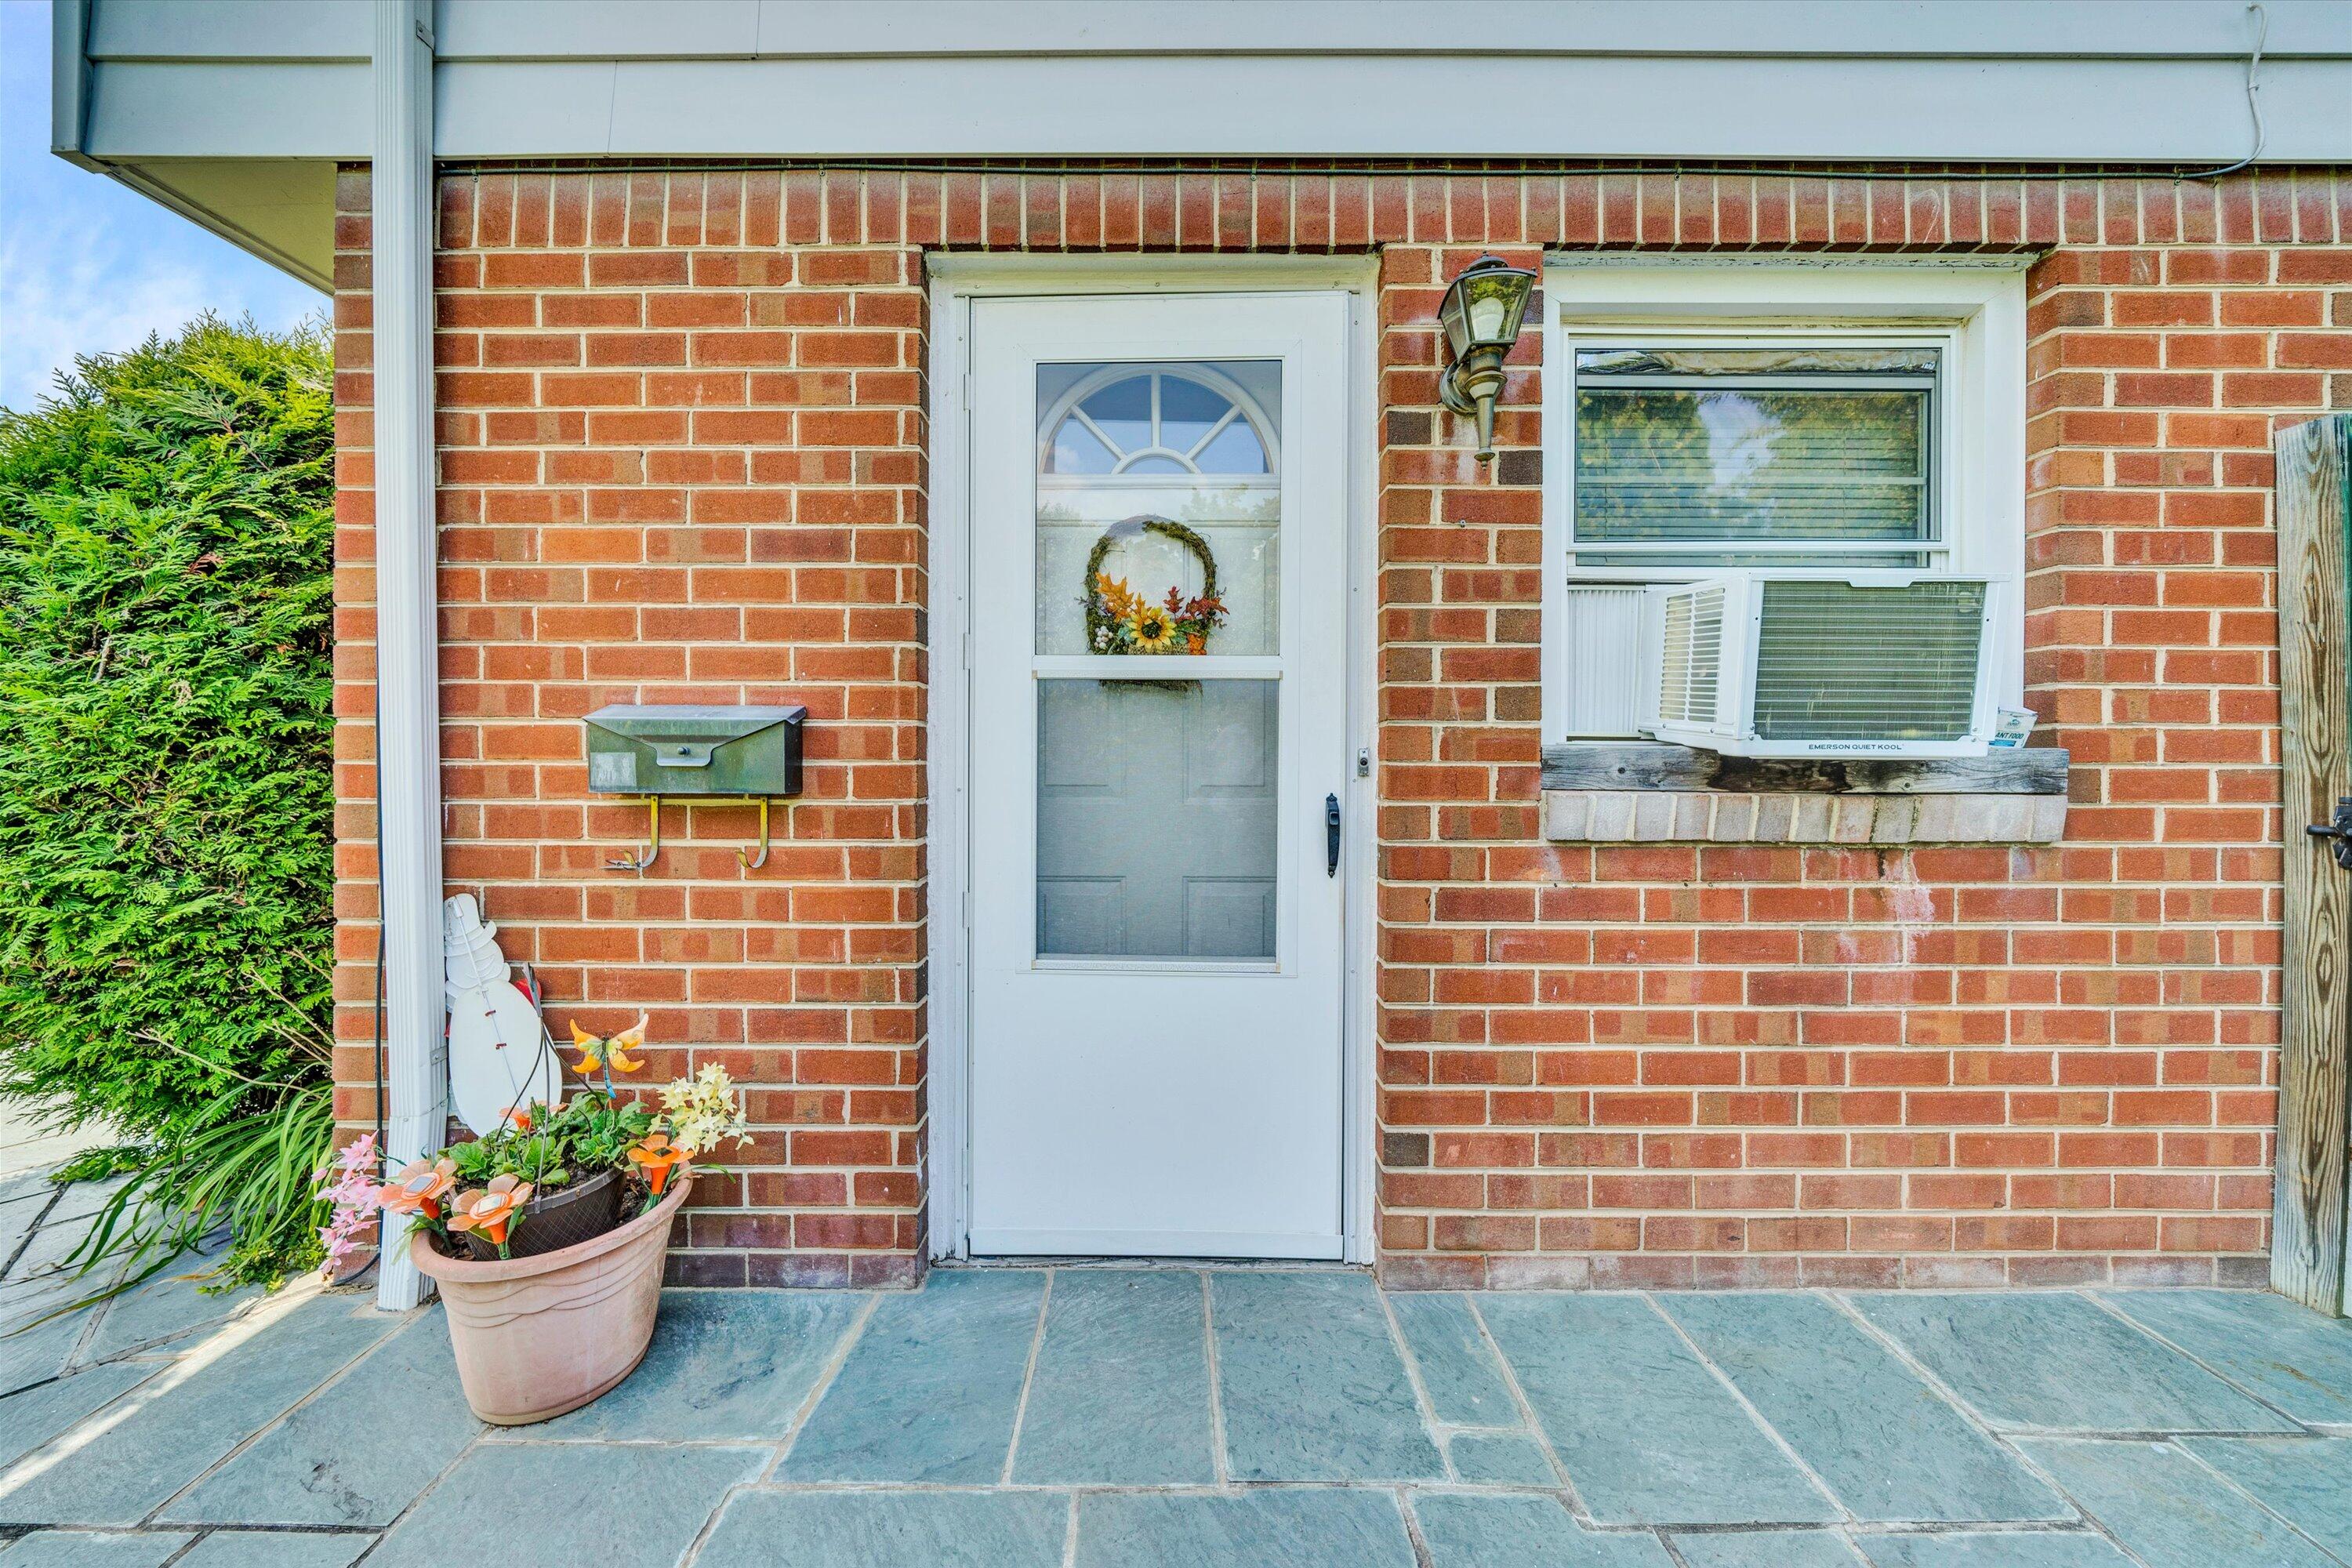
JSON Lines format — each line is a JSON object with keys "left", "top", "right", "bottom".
{"left": 1080, "top": 516, "right": 1230, "bottom": 656}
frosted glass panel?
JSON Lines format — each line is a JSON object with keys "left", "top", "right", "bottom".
{"left": 1036, "top": 361, "right": 1281, "bottom": 656}
{"left": 1036, "top": 680, "right": 1278, "bottom": 960}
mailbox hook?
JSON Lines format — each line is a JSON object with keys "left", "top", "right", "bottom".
{"left": 608, "top": 796, "right": 662, "bottom": 873}
{"left": 736, "top": 797, "right": 771, "bottom": 872}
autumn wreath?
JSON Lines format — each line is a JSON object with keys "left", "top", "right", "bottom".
{"left": 1083, "top": 517, "right": 1230, "bottom": 655}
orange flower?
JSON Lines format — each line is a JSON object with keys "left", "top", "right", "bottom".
{"left": 448, "top": 1174, "right": 535, "bottom": 1250}
{"left": 379, "top": 1157, "right": 458, "bottom": 1221}
{"left": 572, "top": 1014, "right": 649, "bottom": 1076}
{"left": 628, "top": 1132, "right": 688, "bottom": 1196}
{"left": 570, "top": 1019, "right": 604, "bottom": 1075}
{"left": 502, "top": 1107, "right": 533, "bottom": 1131}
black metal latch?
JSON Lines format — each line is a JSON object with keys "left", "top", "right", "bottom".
{"left": 2307, "top": 797, "right": 2352, "bottom": 869}
{"left": 1326, "top": 793, "right": 1342, "bottom": 877}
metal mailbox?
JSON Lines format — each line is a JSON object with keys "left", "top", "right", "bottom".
{"left": 583, "top": 704, "right": 806, "bottom": 797}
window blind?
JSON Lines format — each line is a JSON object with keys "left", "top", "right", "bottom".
{"left": 1570, "top": 347, "right": 1936, "bottom": 568}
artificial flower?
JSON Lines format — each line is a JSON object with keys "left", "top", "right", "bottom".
{"left": 657, "top": 1064, "right": 750, "bottom": 1160}
{"left": 1094, "top": 572, "right": 1143, "bottom": 622}
{"left": 572, "top": 1013, "right": 649, "bottom": 1075}
{"left": 1129, "top": 603, "right": 1179, "bottom": 652}
{"left": 448, "top": 1174, "right": 534, "bottom": 1251}
{"left": 629, "top": 1132, "right": 688, "bottom": 1195}
{"left": 312, "top": 1133, "right": 381, "bottom": 1280}
{"left": 570, "top": 1019, "right": 604, "bottom": 1074}
{"left": 379, "top": 1156, "right": 458, "bottom": 1220}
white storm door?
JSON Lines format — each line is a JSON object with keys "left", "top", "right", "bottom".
{"left": 966, "top": 291, "right": 1351, "bottom": 1258}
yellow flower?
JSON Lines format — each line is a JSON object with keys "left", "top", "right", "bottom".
{"left": 1129, "top": 604, "right": 1179, "bottom": 652}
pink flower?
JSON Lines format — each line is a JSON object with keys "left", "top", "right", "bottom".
{"left": 314, "top": 1134, "right": 383, "bottom": 1281}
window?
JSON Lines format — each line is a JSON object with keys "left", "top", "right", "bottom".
{"left": 1541, "top": 263, "right": 2027, "bottom": 742}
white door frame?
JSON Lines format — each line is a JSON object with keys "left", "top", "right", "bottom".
{"left": 926, "top": 255, "right": 1381, "bottom": 1265}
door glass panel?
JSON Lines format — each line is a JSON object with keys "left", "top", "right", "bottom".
{"left": 1036, "top": 679, "right": 1278, "bottom": 960}
{"left": 1036, "top": 361, "right": 1281, "bottom": 656}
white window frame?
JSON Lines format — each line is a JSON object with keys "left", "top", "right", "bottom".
{"left": 1539, "top": 259, "right": 2028, "bottom": 745}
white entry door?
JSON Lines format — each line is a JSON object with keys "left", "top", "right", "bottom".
{"left": 966, "top": 291, "right": 1352, "bottom": 1258}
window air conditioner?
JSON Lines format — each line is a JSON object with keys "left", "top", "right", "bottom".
{"left": 1638, "top": 572, "right": 2000, "bottom": 757}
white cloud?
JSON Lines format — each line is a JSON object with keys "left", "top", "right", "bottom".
{"left": 0, "top": 0, "right": 325, "bottom": 414}
{"left": 0, "top": 231, "right": 221, "bottom": 410}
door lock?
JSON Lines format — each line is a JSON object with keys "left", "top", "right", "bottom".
{"left": 1326, "top": 793, "right": 1342, "bottom": 877}
{"left": 2306, "top": 797, "right": 2352, "bottom": 869}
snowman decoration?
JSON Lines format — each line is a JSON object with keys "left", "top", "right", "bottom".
{"left": 442, "top": 894, "right": 563, "bottom": 1134}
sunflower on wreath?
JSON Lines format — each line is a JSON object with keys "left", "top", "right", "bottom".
{"left": 1083, "top": 517, "right": 1230, "bottom": 656}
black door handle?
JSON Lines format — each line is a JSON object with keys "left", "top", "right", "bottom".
{"left": 1326, "top": 793, "right": 1341, "bottom": 877}
{"left": 2307, "top": 796, "right": 2352, "bottom": 869}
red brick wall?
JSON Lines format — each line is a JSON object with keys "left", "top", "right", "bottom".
{"left": 330, "top": 165, "right": 2351, "bottom": 1288}
{"left": 332, "top": 170, "right": 930, "bottom": 1287}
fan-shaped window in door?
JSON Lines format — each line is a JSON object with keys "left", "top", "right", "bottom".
{"left": 1034, "top": 360, "right": 1283, "bottom": 658}
{"left": 1042, "top": 365, "right": 1275, "bottom": 477}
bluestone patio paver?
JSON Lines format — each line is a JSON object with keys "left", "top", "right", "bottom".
{"left": 1010, "top": 1269, "right": 1214, "bottom": 1484}
{"left": 1663, "top": 1292, "right": 2068, "bottom": 1523}
{"left": 172, "top": 1531, "right": 374, "bottom": 1568}
{"left": 2, "top": 1217, "right": 96, "bottom": 1284}
{"left": 1475, "top": 1294, "right": 1835, "bottom": 1526}
{"left": 0, "top": 1308, "right": 87, "bottom": 1398}
{"left": 530, "top": 1287, "right": 866, "bottom": 1441}
{"left": 1388, "top": 1291, "right": 1519, "bottom": 1427}
{"left": 0, "top": 1364, "right": 151, "bottom": 1473}
{"left": 5, "top": 1258, "right": 2352, "bottom": 1568}
{"left": 2018, "top": 1437, "right": 2339, "bottom": 1568}
{"left": 1411, "top": 1492, "right": 1675, "bottom": 1566}
{"left": 782, "top": 1268, "right": 1043, "bottom": 1483}
{"left": 0, "top": 1533, "right": 188, "bottom": 1567}
{"left": 1852, "top": 1531, "right": 2135, "bottom": 1567}
{"left": 2105, "top": 1290, "right": 2352, "bottom": 1425}
{"left": 1854, "top": 1292, "right": 2300, "bottom": 1433}
{"left": 2185, "top": 1436, "right": 2352, "bottom": 1559}
{"left": 361, "top": 1441, "right": 764, "bottom": 1568}
{"left": 0, "top": 1187, "right": 53, "bottom": 1264}
{"left": 1447, "top": 1429, "right": 1558, "bottom": 1485}
{"left": 1076, "top": 1488, "right": 1417, "bottom": 1568}
{"left": 1209, "top": 1271, "right": 1443, "bottom": 1482}
{"left": 74, "top": 1261, "right": 261, "bottom": 1364}
{"left": 1670, "top": 1527, "right": 1867, "bottom": 1566}
{"left": 695, "top": 1489, "right": 1068, "bottom": 1568}
{"left": 162, "top": 1311, "right": 479, "bottom": 1526}
{"left": 0, "top": 1294, "right": 396, "bottom": 1526}
{"left": 0, "top": 1269, "right": 86, "bottom": 1344}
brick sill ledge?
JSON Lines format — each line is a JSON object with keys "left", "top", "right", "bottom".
{"left": 1539, "top": 742, "right": 2070, "bottom": 846}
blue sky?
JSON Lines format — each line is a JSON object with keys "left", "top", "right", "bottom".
{"left": 0, "top": 0, "right": 324, "bottom": 412}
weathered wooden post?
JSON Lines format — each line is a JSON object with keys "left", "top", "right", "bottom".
{"left": 2275, "top": 412, "right": 2352, "bottom": 1316}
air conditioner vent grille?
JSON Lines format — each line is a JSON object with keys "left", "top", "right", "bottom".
{"left": 1753, "top": 579, "right": 1986, "bottom": 742}
{"left": 1657, "top": 583, "right": 1726, "bottom": 727}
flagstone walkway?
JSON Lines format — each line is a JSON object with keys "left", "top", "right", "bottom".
{"left": 5, "top": 1171, "right": 2352, "bottom": 1566}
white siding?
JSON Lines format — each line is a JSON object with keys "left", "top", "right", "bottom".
{"left": 63, "top": 0, "right": 2352, "bottom": 164}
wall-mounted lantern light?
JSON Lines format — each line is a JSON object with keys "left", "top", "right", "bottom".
{"left": 1437, "top": 254, "right": 1538, "bottom": 464}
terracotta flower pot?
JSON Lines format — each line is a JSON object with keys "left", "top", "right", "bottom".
{"left": 412, "top": 1174, "right": 689, "bottom": 1426}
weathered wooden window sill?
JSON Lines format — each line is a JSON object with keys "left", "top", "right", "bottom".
{"left": 1539, "top": 743, "right": 2070, "bottom": 846}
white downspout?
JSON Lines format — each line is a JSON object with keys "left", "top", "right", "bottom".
{"left": 372, "top": 0, "right": 445, "bottom": 1312}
